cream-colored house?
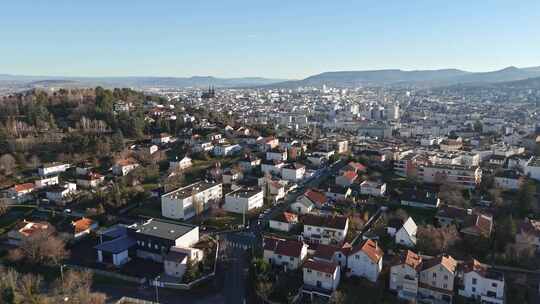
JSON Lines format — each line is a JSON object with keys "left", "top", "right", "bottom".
{"left": 418, "top": 255, "right": 457, "bottom": 303}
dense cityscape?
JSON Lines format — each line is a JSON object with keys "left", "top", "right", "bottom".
{"left": 0, "top": 78, "right": 540, "bottom": 304}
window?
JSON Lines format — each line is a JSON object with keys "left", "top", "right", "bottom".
{"left": 443, "top": 284, "right": 447, "bottom": 289}
{"left": 472, "top": 278, "right": 477, "bottom": 285}
{"left": 326, "top": 274, "right": 331, "bottom": 278}
{"left": 307, "top": 269, "right": 312, "bottom": 273}
{"left": 355, "top": 255, "right": 360, "bottom": 260}
{"left": 444, "top": 275, "right": 448, "bottom": 280}
{"left": 432, "top": 273, "right": 437, "bottom": 278}
{"left": 290, "top": 257, "right": 294, "bottom": 261}
{"left": 492, "top": 282, "right": 497, "bottom": 288}
{"left": 472, "top": 287, "right": 476, "bottom": 292}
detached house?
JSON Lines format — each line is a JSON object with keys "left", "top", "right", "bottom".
{"left": 169, "top": 156, "right": 192, "bottom": 171}
{"left": 281, "top": 163, "right": 306, "bottom": 182}
{"left": 8, "top": 183, "right": 35, "bottom": 203}
{"left": 7, "top": 220, "right": 51, "bottom": 245}
{"left": 291, "top": 189, "right": 327, "bottom": 214}
{"left": 269, "top": 212, "right": 299, "bottom": 232}
{"left": 347, "top": 239, "right": 383, "bottom": 282}
{"left": 390, "top": 250, "right": 423, "bottom": 301}
{"left": 302, "top": 259, "right": 341, "bottom": 295}
{"left": 360, "top": 180, "right": 387, "bottom": 197}
{"left": 387, "top": 217, "right": 418, "bottom": 248}
{"left": 263, "top": 237, "right": 308, "bottom": 270}
{"left": 458, "top": 259, "right": 505, "bottom": 304}
{"left": 313, "top": 243, "right": 351, "bottom": 269}
{"left": 112, "top": 158, "right": 139, "bottom": 176}
{"left": 418, "top": 255, "right": 457, "bottom": 303}
{"left": 302, "top": 214, "right": 349, "bottom": 245}
{"left": 72, "top": 217, "right": 98, "bottom": 239}
{"left": 335, "top": 171, "right": 358, "bottom": 187}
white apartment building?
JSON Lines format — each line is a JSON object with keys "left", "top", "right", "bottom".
{"left": 38, "top": 162, "right": 70, "bottom": 176}
{"left": 34, "top": 175, "right": 59, "bottom": 189}
{"left": 422, "top": 165, "right": 482, "bottom": 189}
{"left": 161, "top": 181, "right": 222, "bottom": 220}
{"left": 223, "top": 187, "right": 263, "bottom": 214}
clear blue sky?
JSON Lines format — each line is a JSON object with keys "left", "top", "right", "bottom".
{"left": 1, "top": 0, "right": 539, "bottom": 79}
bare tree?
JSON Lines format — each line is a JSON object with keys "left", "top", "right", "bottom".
{"left": 0, "top": 200, "right": 8, "bottom": 217}
{"left": 417, "top": 225, "right": 460, "bottom": 255}
{"left": 0, "top": 154, "right": 16, "bottom": 175}
{"left": 10, "top": 229, "right": 68, "bottom": 266}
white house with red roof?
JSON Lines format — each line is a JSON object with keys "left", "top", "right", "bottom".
{"left": 291, "top": 189, "right": 327, "bottom": 214}
{"left": 346, "top": 239, "right": 383, "bottom": 282}
{"left": 269, "top": 212, "right": 299, "bottom": 232}
{"left": 263, "top": 237, "right": 308, "bottom": 270}
{"left": 302, "top": 214, "right": 349, "bottom": 246}
{"left": 303, "top": 259, "right": 341, "bottom": 294}
{"left": 458, "top": 259, "right": 505, "bottom": 304}
{"left": 8, "top": 183, "right": 35, "bottom": 203}
{"left": 112, "top": 158, "right": 139, "bottom": 176}
{"left": 335, "top": 170, "right": 358, "bottom": 187}
{"left": 313, "top": 243, "right": 352, "bottom": 269}
{"left": 7, "top": 220, "right": 51, "bottom": 245}
{"left": 340, "top": 161, "right": 367, "bottom": 175}
{"left": 418, "top": 255, "right": 457, "bottom": 303}
{"left": 390, "top": 250, "right": 423, "bottom": 301}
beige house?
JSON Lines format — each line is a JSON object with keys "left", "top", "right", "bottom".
{"left": 390, "top": 250, "right": 423, "bottom": 301}
{"left": 418, "top": 255, "right": 457, "bottom": 303}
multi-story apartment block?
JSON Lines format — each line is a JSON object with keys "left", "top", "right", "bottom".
{"left": 161, "top": 181, "right": 222, "bottom": 220}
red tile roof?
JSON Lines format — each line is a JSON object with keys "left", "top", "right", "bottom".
{"left": 302, "top": 214, "right": 348, "bottom": 230}
{"left": 72, "top": 217, "right": 95, "bottom": 233}
{"left": 263, "top": 237, "right": 305, "bottom": 258}
{"left": 341, "top": 170, "right": 358, "bottom": 182}
{"left": 275, "top": 212, "right": 298, "bottom": 224}
{"left": 348, "top": 162, "right": 366, "bottom": 172}
{"left": 350, "top": 239, "right": 383, "bottom": 263}
{"left": 304, "top": 259, "right": 338, "bottom": 274}
{"left": 393, "top": 250, "right": 422, "bottom": 271}
{"left": 304, "top": 189, "right": 327, "bottom": 205}
{"left": 13, "top": 183, "right": 35, "bottom": 193}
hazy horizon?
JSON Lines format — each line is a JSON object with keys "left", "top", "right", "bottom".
{"left": 1, "top": 1, "right": 539, "bottom": 79}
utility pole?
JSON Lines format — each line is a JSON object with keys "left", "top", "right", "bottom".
{"left": 154, "top": 275, "right": 160, "bottom": 303}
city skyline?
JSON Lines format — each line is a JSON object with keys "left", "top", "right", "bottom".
{"left": 1, "top": 0, "right": 539, "bottom": 79}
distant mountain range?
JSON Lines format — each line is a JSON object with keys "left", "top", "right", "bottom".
{"left": 265, "top": 66, "right": 540, "bottom": 88}
{"left": 1, "top": 66, "right": 540, "bottom": 91}
{"left": 0, "top": 75, "right": 286, "bottom": 90}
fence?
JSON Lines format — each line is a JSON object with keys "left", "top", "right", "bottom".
{"left": 151, "top": 239, "right": 219, "bottom": 290}
{"left": 64, "top": 264, "right": 146, "bottom": 284}
{"left": 115, "top": 297, "right": 157, "bottom": 304}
